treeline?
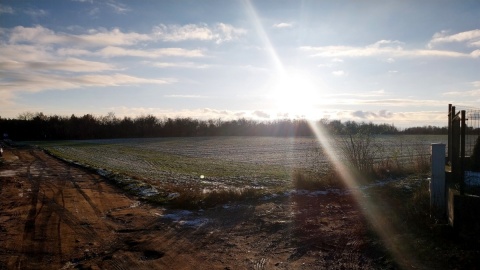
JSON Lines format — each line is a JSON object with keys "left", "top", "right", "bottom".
{"left": 0, "top": 112, "right": 446, "bottom": 141}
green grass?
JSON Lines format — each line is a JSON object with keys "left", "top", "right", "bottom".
{"left": 38, "top": 141, "right": 290, "bottom": 184}
{"left": 33, "top": 140, "right": 293, "bottom": 209}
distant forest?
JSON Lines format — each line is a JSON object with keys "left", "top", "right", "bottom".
{"left": 0, "top": 112, "right": 447, "bottom": 141}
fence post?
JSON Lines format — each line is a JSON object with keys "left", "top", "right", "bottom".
{"left": 431, "top": 143, "right": 446, "bottom": 220}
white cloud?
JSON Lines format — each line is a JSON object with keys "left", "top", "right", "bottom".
{"left": 300, "top": 39, "right": 472, "bottom": 58}
{"left": 471, "top": 50, "right": 480, "bottom": 58}
{"left": 0, "top": 44, "right": 54, "bottom": 62}
{"left": 0, "top": 43, "right": 117, "bottom": 72}
{"left": 0, "top": 73, "right": 172, "bottom": 93}
{"left": 57, "top": 48, "right": 92, "bottom": 56}
{"left": 272, "top": 22, "right": 293, "bottom": 29}
{"left": 9, "top": 25, "right": 152, "bottom": 47}
{"left": 428, "top": 29, "right": 480, "bottom": 48}
{"left": 153, "top": 23, "right": 246, "bottom": 43}
{"left": 443, "top": 89, "right": 480, "bottom": 97}
{"left": 96, "top": 46, "right": 204, "bottom": 58}
{"left": 253, "top": 110, "right": 270, "bottom": 118}
{"left": 151, "top": 62, "right": 210, "bottom": 69}
{"left": 109, "top": 107, "right": 253, "bottom": 121}
{"left": 0, "top": 58, "right": 116, "bottom": 72}
{"left": 354, "top": 98, "right": 446, "bottom": 107}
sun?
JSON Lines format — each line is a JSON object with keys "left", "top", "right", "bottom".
{"left": 268, "top": 70, "right": 320, "bottom": 118}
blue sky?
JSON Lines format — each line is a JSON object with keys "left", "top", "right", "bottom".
{"left": 1, "top": 0, "right": 479, "bottom": 127}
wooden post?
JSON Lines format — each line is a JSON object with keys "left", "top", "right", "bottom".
{"left": 460, "top": 110, "right": 466, "bottom": 195}
{"left": 431, "top": 143, "right": 446, "bottom": 219}
{"left": 448, "top": 104, "right": 452, "bottom": 163}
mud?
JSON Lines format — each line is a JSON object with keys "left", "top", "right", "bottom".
{"left": 0, "top": 147, "right": 392, "bottom": 269}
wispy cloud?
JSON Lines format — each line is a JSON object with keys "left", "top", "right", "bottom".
{"left": 96, "top": 46, "right": 204, "bottom": 58}
{"left": 153, "top": 23, "right": 246, "bottom": 44}
{"left": 0, "top": 58, "right": 116, "bottom": 72}
{"left": 151, "top": 62, "right": 210, "bottom": 69}
{"left": 0, "top": 4, "right": 14, "bottom": 14}
{"left": 0, "top": 73, "right": 172, "bottom": 93}
{"left": 272, "top": 22, "right": 293, "bottom": 29}
{"left": 8, "top": 25, "right": 152, "bottom": 47}
{"left": 24, "top": 8, "right": 48, "bottom": 18}
{"left": 351, "top": 110, "right": 394, "bottom": 119}
{"left": 253, "top": 110, "right": 270, "bottom": 118}
{"left": 428, "top": 29, "right": 480, "bottom": 48}
{"left": 301, "top": 39, "right": 475, "bottom": 58}
{"left": 106, "top": 1, "right": 130, "bottom": 14}
{"left": 326, "top": 90, "right": 385, "bottom": 98}
{"left": 0, "top": 23, "right": 225, "bottom": 96}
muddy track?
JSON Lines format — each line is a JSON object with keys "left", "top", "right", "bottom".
{"left": 0, "top": 147, "right": 395, "bottom": 269}
{"left": 0, "top": 148, "right": 150, "bottom": 269}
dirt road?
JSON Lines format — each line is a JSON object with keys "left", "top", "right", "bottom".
{"left": 0, "top": 147, "right": 392, "bottom": 269}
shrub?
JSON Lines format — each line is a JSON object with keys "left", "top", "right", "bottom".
{"left": 167, "top": 185, "right": 263, "bottom": 209}
{"left": 292, "top": 167, "right": 344, "bottom": 190}
{"left": 340, "top": 131, "right": 380, "bottom": 178}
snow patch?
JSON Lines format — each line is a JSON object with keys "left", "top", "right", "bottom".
{"left": 161, "top": 210, "right": 208, "bottom": 228}
{"left": 177, "top": 218, "right": 209, "bottom": 227}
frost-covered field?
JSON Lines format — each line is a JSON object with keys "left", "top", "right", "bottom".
{"left": 36, "top": 135, "right": 446, "bottom": 189}
{"left": 81, "top": 135, "right": 447, "bottom": 166}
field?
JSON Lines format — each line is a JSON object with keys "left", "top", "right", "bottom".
{"left": 32, "top": 135, "right": 446, "bottom": 194}
{"left": 3, "top": 136, "right": 480, "bottom": 269}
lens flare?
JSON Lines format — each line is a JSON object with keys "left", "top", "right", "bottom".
{"left": 244, "top": 0, "right": 417, "bottom": 267}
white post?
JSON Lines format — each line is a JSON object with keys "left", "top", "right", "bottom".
{"left": 431, "top": 143, "right": 446, "bottom": 219}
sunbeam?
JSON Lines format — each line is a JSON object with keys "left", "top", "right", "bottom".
{"left": 307, "top": 120, "right": 417, "bottom": 269}
{"left": 244, "top": 0, "right": 418, "bottom": 267}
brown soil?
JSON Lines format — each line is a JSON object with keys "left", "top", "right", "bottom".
{"left": 0, "top": 147, "right": 394, "bottom": 269}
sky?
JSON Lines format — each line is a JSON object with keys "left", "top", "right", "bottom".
{"left": 1, "top": 0, "right": 480, "bottom": 128}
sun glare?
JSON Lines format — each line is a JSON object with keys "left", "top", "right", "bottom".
{"left": 269, "top": 70, "right": 320, "bottom": 118}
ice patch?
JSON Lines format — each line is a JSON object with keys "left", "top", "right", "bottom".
{"left": 167, "top": 192, "right": 180, "bottom": 199}
{"left": 138, "top": 186, "right": 158, "bottom": 197}
{"left": 177, "top": 218, "right": 209, "bottom": 227}
{"left": 161, "top": 210, "right": 207, "bottom": 228}
{"left": 97, "top": 169, "right": 110, "bottom": 177}
{"left": 162, "top": 210, "right": 192, "bottom": 221}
